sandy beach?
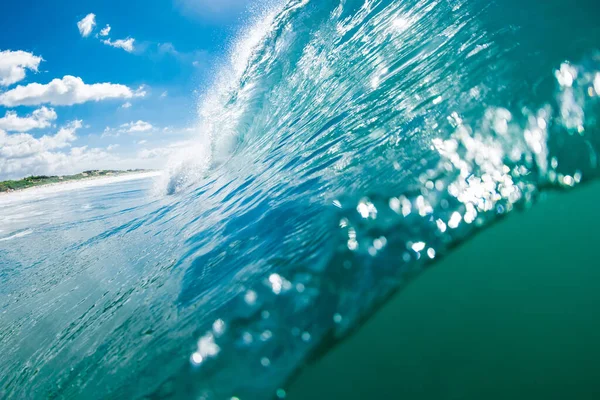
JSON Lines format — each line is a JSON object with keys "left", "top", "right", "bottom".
{"left": 0, "top": 171, "right": 163, "bottom": 201}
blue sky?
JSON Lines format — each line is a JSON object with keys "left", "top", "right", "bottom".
{"left": 0, "top": 0, "right": 262, "bottom": 180}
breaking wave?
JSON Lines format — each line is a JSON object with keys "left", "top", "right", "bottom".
{"left": 1, "top": 0, "right": 599, "bottom": 399}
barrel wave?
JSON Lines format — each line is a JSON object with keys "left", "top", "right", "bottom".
{"left": 1, "top": 0, "right": 599, "bottom": 399}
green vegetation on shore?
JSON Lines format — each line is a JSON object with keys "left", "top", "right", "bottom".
{"left": 0, "top": 170, "right": 152, "bottom": 193}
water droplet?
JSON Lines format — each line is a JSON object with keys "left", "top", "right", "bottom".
{"left": 260, "top": 330, "right": 273, "bottom": 341}
{"left": 347, "top": 239, "right": 358, "bottom": 251}
{"left": 436, "top": 219, "right": 447, "bottom": 233}
{"left": 191, "top": 352, "right": 203, "bottom": 366}
{"left": 269, "top": 274, "right": 284, "bottom": 295}
{"left": 448, "top": 212, "right": 462, "bottom": 229}
{"left": 427, "top": 248, "right": 436, "bottom": 259}
{"left": 213, "top": 319, "right": 226, "bottom": 336}
{"left": 242, "top": 332, "right": 253, "bottom": 344}
{"left": 411, "top": 242, "right": 426, "bottom": 252}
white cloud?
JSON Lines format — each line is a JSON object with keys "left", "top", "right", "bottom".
{"left": 0, "top": 76, "right": 144, "bottom": 107}
{"left": 120, "top": 120, "right": 153, "bottom": 133}
{"left": 162, "top": 126, "right": 196, "bottom": 135}
{"left": 103, "top": 120, "right": 154, "bottom": 137}
{"left": 101, "top": 126, "right": 118, "bottom": 138}
{"left": 157, "top": 42, "right": 207, "bottom": 67}
{"left": 137, "top": 139, "right": 194, "bottom": 160}
{"left": 103, "top": 121, "right": 186, "bottom": 140}
{"left": 102, "top": 38, "right": 135, "bottom": 53}
{"left": 157, "top": 42, "right": 177, "bottom": 55}
{"left": 138, "top": 140, "right": 147, "bottom": 145}
{"left": 0, "top": 107, "right": 57, "bottom": 132}
{"left": 134, "top": 85, "right": 148, "bottom": 97}
{"left": 0, "top": 50, "right": 43, "bottom": 87}
{"left": 99, "top": 24, "right": 111, "bottom": 37}
{"left": 138, "top": 147, "right": 170, "bottom": 159}
{"left": 77, "top": 13, "right": 96, "bottom": 37}
{"left": 0, "top": 121, "right": 135, "bottom": 180}
{"left": 160, "top": 91, "right": 168, "bottom": 98}
{"left": 0, "top": 121, "right": 81, "bottom": 157}
{"left": 0, "top": 121, "right": 186, "bottom": 179}
{"left": 69, "top": 146, "right": 88, "bottom": 157}
{"left": 120, "top": 102, "right": 132, "bottom": 109}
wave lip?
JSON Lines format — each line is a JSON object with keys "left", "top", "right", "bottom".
{"left": 160, "top": 1, "right": 289, "bottom": 194}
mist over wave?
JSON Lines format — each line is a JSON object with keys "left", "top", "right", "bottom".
{"left": 161, "top": 1, "right": 285, "bottom": 194}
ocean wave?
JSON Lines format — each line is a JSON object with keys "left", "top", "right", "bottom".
{"left": 0, "top": 229, "right": 33, "bottom": 242}
{"left": 152, "top": 0, "right": 600, "bottom": 398}
{"left": 1, "top": 0, "right": 599, "bottom": 399}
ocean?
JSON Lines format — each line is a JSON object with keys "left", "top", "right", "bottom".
{"left": 1, "top": 0, "right": 599, "bottom": 398}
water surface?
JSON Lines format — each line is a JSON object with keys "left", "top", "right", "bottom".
{"left": 1, "top": 0, "right": 600, "bottom": 398}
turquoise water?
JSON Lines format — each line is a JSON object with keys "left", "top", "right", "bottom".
{"left": 288, "top": 180, "right": 600, "bottom": 399}
{"left": 1, "top": 0, "right": 600, "bottom": 398}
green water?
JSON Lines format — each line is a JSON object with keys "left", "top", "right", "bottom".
{"left": 288, "top": 181, "right": 600, "bottom": 399}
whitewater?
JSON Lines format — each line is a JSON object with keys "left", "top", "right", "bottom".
{"left": 1, "top": 0, "right": 599, "bottom": 398}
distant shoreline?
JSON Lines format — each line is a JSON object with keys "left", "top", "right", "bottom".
{"left": 0, "top": 170, "right": 161, "bottom": 196}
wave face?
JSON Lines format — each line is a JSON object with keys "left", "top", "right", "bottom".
{"left": 1, "top": 0, "right": 600, "bottom": 399}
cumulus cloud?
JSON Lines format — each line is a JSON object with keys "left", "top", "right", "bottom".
{"left": 77, "top": 13, "right": 96, "bottom": 37}
{"left": 120, "top": 120, "right": 153, "bottom": 133}
{"left": 138, "top": 147, "right": 170, "bottom": 159}
{"left": 134, "top": 85, "right": 148, "bottom": 97}
{"left": 99, "top": 24, "right": 111, "bottom": 37}
{"left": 0, "top": 50, "right": 43, "bottom": 87}
{"left": 0, "top": 76, "right": 145, "bottom": 107}
{"left": 102, "top": 38, "right": 135, "bottom": 53}
{"left": 0, "top": 121, "right": 77, "bottom": 172}
{"left": 120, "top": 102, "right": 132, "bottom": 109}
{"left": 0, "top": 107, "right": 57, "bottom": 132}
{"left": 101, "top": 120, "right": 154, "bottom": 138}
{"left": 0, "top": 121, "right": 124, "bottom": 180}
{"left": 137, "top": 139, "right": 194, "bottom": 160}
{"left": 101, "top": 126, "right": 118, "bottom": 138}
{"left": 0, "top": 146, "right": 114, "bottom": 180}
